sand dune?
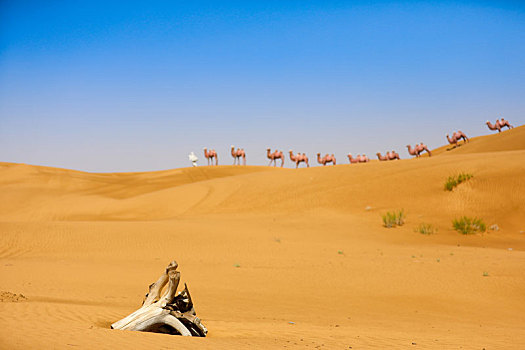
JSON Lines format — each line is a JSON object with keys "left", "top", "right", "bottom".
{"left": 431, "top": 125, "right": 525, "bottom": 156}
{"left": 1, "top": 126, "right": 524, "bottom": 349}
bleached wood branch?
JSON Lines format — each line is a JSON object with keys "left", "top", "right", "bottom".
{"left": 111, "top": 260, "right": 207, "bottom": 337}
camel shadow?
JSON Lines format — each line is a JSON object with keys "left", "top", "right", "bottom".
{"left": 446, "top": 140, "right": 468, "bottom": 151}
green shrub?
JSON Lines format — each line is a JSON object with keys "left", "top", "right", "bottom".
{"left": 452, "top": 216, "right": 486, "bottom": 234}
{"left": 382, "top": 209, "right": 405, "bottom": 228}
{"left": 444, "top": 173, "right": 473, "bottom": 191}
{"left": 415, "top": 223, "right": 437, "bottom": 235}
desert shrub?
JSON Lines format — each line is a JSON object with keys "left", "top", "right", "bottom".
{"left": 444, "top": 173, "right": 473, "bottom": 191}
{"left": 452, "top": 216, "right": 486, "bottom": 234}
{"left": 382, "top": 209, "right": 405, "bottom": 228}
{"left": 415, "top": 223, "right": 437, "bottom": 235}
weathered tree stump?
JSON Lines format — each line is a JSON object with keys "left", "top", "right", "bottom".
{"left": 111, "top": 261, "right": 207, "bottom": 337}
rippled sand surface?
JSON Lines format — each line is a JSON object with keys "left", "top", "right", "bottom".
{"left": 1, "top": 126, "right": 524, "bottom": 349}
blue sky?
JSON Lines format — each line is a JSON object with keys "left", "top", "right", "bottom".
{"left": 1, "top": 1, "right": 524, "bottom": 171}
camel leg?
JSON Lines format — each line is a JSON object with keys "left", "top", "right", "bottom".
{"left": 243, "top": 155, "right": 246, "bottom": 166}
{"left": 281, "top": 158, "right": 284, "bottom": 167}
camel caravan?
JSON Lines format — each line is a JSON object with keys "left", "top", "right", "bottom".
{"left": 195, "top": 118, "right": 515, "bottom": 167}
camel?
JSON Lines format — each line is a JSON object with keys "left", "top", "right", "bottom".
{"left": 317, "top": 153, "right": 336, "bottom": 166}
{"left": 416, "top": 142, "right": 432, "bottom": 157}
{"left": 446, "top": 131, "right": 469, "bottom": 147}
{"left": 376, "top": 152, "right": 388, "bottom": 161}
{"left": 486, "top": 118, "right": 513, "bottom": 133}
{"left": 499, "top": 118, "right": 514, "bottom": 130}
{"left": 267, "top": 148, "right": 285, "bottom": 167}
{"left": 231, "top": 145, "right": 246, "bottom": 165}
{"left": 203, "top": 147, "right": 218, "bottom": 166}
{"left": 289, "top": 150, "right": 309, "bottom": 168}
{"left": 407, "top": 144, "right": 431, "bottom": 158}
{"left": 486, "top": 120, "right": 501, "bottom": 133}
{"left": 358, "top": 154, "right": 370, "bottom": 163}
{"left": 347, "top": 154, "right": 360, "bottom": 164}
{"left": 348, "top": 154, "right": 368, "bottom": 163}
{"left": 387, "top": 150, "right": 400, "bottom": 160}
{"left": 406, "top": 144, "right": 419, "bottom": 157}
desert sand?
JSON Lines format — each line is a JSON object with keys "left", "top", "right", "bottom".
{"left": 1, "top": 126, "right": 524, "bottom": 349}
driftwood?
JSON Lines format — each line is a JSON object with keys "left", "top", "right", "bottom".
{"left": 111, "top": 261, "right": 207, "bottom": 337}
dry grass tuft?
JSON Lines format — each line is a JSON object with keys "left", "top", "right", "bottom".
{"left": 382, "top": 210, "right": 405, "bottom": 228}
{"left": 444, "top": 173, "right": 473, "bottom": 191}
{"left": 452, "top": 216, "right": 486, "bottom": 234}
